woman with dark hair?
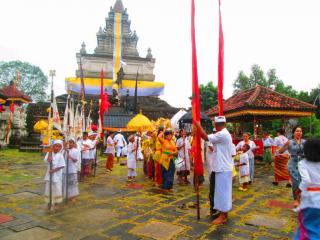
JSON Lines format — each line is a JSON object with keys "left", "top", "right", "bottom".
{"left": 294, "top": 138, "right": 320, "bottom": 240}
{"left": 158, "top": 129, "right": 177, "bottom": 191}
{"left": 272, "top": 129, "right": 291, "bottom": 187}
{"left": 280, "top": 126, "right": 306, "bottom": 207}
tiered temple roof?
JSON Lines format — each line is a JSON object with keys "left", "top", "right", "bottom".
{"left": 0, "top": 81, "right": 32, "bottom": 104}
{"left": 206, "top": 85, "right": 316, "bottom": 122}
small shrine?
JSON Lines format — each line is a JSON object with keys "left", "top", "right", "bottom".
{"left": 0, "top": 78, "right": 32, "bottom": 147}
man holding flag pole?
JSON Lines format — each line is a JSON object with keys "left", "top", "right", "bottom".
{"left": 194, "top": 0, "right": 233, "bottom": 225}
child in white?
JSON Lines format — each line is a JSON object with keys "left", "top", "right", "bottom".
{"left": 44, "top": 140, "right": 65, "bottom": 208}
{"left": 236, "top": 144, "right": 250, "bottom": 191}
{"left": 127, "top": 135, "right": 137, "bottom": 181}
{"left": 64, "top": 138, "right": 80, "bottom": 201}
{"left": 294, "top": 138, "right": 320, "bottom": 239}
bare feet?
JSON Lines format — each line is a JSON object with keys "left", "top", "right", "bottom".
{"left": 211, "top": 213, "right": 228, "bottom": 225}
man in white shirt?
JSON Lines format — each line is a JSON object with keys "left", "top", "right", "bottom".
{"left": 195, "top": 116, "right": 234, "bottom": 225}
{"left": 113, "top": 131, "right": 127, "bottom": 164}
{"left": 80, "top": 132, "right": 93, "bottom": 177}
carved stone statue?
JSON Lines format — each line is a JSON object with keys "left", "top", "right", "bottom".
{"left": 116, "top": 66, "right": 125, "bottom": 89}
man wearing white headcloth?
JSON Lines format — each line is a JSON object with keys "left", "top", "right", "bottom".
{"left": 113, "top": 130, "right": 127, "bottom": 164}
{"left": 44, "top": 140, "right": 65, "bottom": 209}
{"left": 88, "top": 132, "right": 99, "bottom": 175}
{"left": 195, "top": 116, "right": 234, "bottom": 225}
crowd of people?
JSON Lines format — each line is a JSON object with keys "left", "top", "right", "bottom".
{"left": 43, "top": 118, "right": 320, "bottom": 238}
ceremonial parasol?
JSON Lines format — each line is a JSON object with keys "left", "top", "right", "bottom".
{"left": 170, "top": 109, "right": 187, "bottom": 132}
{"left": 178, "top": 111, "right": 211, "bottom": 123}
{"left": 178, "top": 111, "right": 213, "bottom": 133}
{"left": 33, "top": 119, "right": 48, "bottom": 133}
{"left": 127, "top": 111, "right": 152, "bottom": 132}
{"left": 0, "top": 98, "right": 5, "bottom": 104}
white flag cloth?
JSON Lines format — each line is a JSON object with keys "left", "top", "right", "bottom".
{"left": 51, "top": 92, "right": 62, "bottom": 132}
{"left": 62, "top": 95, "right": 69, "bottom": 134}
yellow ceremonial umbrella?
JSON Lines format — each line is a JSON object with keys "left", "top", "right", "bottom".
{"left": 0, "top": 98, "right": 5, "bottom": 104}
{"left": 127, "top": 111, "right": 153, "bottom": 132}
{"left": 33, "top": 119, "right": 48, "bottom": 133}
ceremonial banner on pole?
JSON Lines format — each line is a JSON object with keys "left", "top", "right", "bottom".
{"left": 218, "top": 0, "right": 224, "bottom": 115}
{"left": 99, "top": 69, "right": 111, "bottom": 137}
{"left": 191, "top": 0, "right": 204, "bottom": 178}
{"left": 62, "top": 95, "right": 69, "bottom": 135}
{"left": 52, "top": 92, "right": 62, "bottom": 132}
{"left": 191, "top": 0, "right": 204, "bottom": 220}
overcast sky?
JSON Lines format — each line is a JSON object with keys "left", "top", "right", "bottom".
{"left": 1, "top": 0, "right": 319, "bottom": 107}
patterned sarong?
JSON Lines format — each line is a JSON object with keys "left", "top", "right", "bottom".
{"left": 273, "top": 154, "right": 290, "bottom": 182}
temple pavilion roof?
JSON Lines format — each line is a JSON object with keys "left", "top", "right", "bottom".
{"left": 0, "top": 81, "right": 32, "bottom": 104}
{"left": 206, "top": 85, "right": 316, "bottom": 122}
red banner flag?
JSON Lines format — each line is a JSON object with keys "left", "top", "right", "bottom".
{"left": 9, "top": 102, "right": 15, "bottom": 113}
{"left": 99, "top": 69, "right": 111, "bottom": 124}
{"left": 218, "top": 0, "right": 224, "bottom": 115}
{"left": 191, "top": 0, "right": 204, "bottom": 177}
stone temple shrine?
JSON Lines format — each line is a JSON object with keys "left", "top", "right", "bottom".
{"left": 27, "top": 0, "right": 177, "bottom": 133}
{"left": 64, "top": 0, "right": 176, "bottom": 129}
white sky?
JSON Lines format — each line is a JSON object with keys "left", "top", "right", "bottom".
{"left": 1, "top": 0, "right": 320, "bottom": 107}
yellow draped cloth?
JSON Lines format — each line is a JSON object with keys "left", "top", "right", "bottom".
{"left": 158, "top": 137, "right": 177, "bottom": 170}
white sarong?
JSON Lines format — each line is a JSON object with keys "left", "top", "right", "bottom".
{"left": 214, "top": 171, "right": 232, "bottom": 212}
{"left": 45, "top": 181, "right": 63, "bottom": 204}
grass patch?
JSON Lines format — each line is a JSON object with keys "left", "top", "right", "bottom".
{"left": 0, "top": 149, "right": 43, "bottom": 165}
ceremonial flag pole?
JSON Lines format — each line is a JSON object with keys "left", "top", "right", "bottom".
{"left": 191, "top": 0, "right": 204, "bottom": 220}
{"left": 48, "top": 69, "right": 56, "bottom": 211}
{"left": 133, "top": 68, "right": 139, "bottom": 114}
{"left": 218, "top": 0, "right": 224, "bottom": 115}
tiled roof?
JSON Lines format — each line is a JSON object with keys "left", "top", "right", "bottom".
{"left": 0, "top": 82, "right": 32, "bottom": 102}
{"left": 206, "top": 85, "right": 316, "bottom": 117}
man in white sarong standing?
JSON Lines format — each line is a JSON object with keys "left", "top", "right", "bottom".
{"left": 195, "top": 116, "right": 234, "bottom": 225}
{"left": 113, "top": 130, "right": 127, "bottom": 164}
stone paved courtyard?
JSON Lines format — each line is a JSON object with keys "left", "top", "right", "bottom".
{"left": 0, "top": 149, "right": 297, "bottom": 239}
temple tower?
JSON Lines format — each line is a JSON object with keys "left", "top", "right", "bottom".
{"left": 73, "top": 0, "right": 157, "bottom": 83}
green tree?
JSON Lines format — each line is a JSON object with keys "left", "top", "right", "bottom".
{"left": 0, "top": 61, "right": 48, "bottom": 102}
{"left": 199, "top": 82, "right": 218, "bottom": 111}
{"left": 233, "top": 70, "right": 251, "bottom": 93}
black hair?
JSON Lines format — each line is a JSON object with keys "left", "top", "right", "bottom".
{"left": 276, "top": 128, "right": 285, "bottom": 135}
{"left": 243, "top": 144, "right": 250, "bottom": 151}
{"left": 303, "top": 138, "right": 320, "bottom": 162}
{"left": 83, "top": 132, "right": 88, "bottom": 136}
{"left": 292, "top": 125, "right": 303, "bottom": 136}
{"left": 164, "top": 130, "right": 173, "bottom": 137}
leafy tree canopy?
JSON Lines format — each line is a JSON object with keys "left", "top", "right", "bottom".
{"left": 0, "top": 60, "right": 48, "bottom": 102}
{"left": 199, "top": 81, "right": 218, "bottom": 112}
{"left": 233, "top": 64, "right": 319, "bottom": 104}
